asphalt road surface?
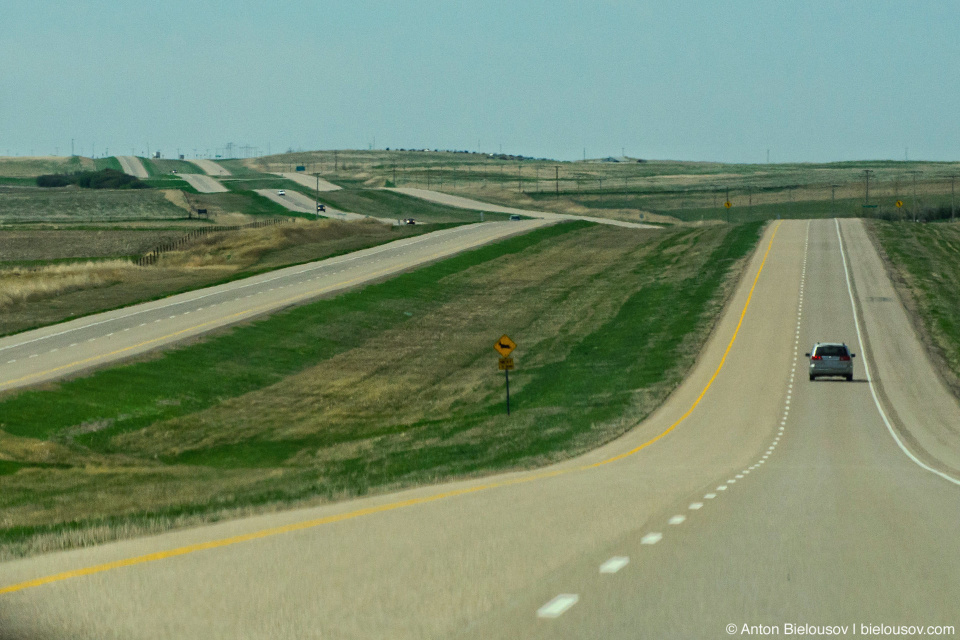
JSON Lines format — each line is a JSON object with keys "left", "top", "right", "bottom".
{"left": 275, "top": 172, "right": 341, "bottom": 191}
{"left": 178, "top": 173, "right": 228, "bottom": 193}
{"left": 389, "top": 187, "right": 657, "bottom": 229}
{"left": 116, "top": 156, "right": 149, "bottom": 179}
{"left": 1, "top": 219, "right": 959, "bottom": 639}
{"left": 0, "top": 221, "right": 549, "bottom": 395}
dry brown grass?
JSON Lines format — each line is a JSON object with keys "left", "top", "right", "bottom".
{"left": 0, "top": 260, "right": 139, "bottom": 309}
{"left": 0, "top": 156, "right": 94, "bottom": 177}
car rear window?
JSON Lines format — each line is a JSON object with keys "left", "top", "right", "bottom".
{"left": 814, "top": 345, "right": 848, "bottom": 357}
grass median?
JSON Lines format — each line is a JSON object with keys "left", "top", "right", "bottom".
{"left": 0, "top": 220, "right": 764, "bottom": 557}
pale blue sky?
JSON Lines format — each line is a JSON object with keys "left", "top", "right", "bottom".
{"left": 2, "top": 1, "right": 958, "bottom": 162}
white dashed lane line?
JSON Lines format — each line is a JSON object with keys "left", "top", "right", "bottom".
{"left": 537, "top": 594, "right": 579, "bottom": 619}
{"left": 668, "top": 515, "right": 686, "bottom": 525}
{"left": 599, "top": 557, "right": 630, "bottom": 574}
{"left": 640, "top": 532, "right": 663, "bottom": 545}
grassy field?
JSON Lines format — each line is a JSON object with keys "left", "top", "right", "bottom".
{"left": 0, "top": 186, "right": 189, "bottom": 225}
{"left": 0, "top": 220, "right": 763, "bottom": 557}
{"left": 93, "top": 157, "right": 123, "bottom": 172}
{"left": 869, "top": 220, "right": 960, "bottom": 397}
{"left": 314, "top": 188, "right": 509, "bottom": 223}
{"left": 0, "top": 156, "right": 94, "bottom": 177}
{"left": 245, "top": 151, "right": 960, "bottom": 225}
{"left": 0, "top": 229, "right": 189, "bottom": 263}
{"left": 0, "top": 219, "right": 435, "bottom": 336}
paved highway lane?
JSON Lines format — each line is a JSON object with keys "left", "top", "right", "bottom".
{"left": 116, "top": 156, "right": 149, "bottom": 179}
{"left": 2, "top": 220, "right": 958, "bottom": 639}
{"left": 178, "top": 173, "right": 228, "bottom": 193}
{"left": 388, "top": 187, "right": 657, "bottom": 229}
{"left": 0, "top": 221, "right": 550, "bottom": 393}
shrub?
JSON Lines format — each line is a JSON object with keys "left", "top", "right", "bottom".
{"left": 35, "top": 169, "right": 148, "bottom": 190}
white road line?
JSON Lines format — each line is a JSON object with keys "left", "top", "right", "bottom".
{"left": 834, "top": 219, "right": 960, "bottom": 487}
{"left": 704, "top": 493, "right": 717, "bottom": 499}
{"left": 717, "top": 485, "right": 728, "bottom": 491}
{"left": 28, "top": 354, "right": 38, "bottom": 359}
{"left": 69, "top": 343, "right": 77, "bottom": 347}
{"left": 668, "top": 515, "right": 686, "bottom": 525}
{"left": 5, "top": 360, "right": 14, "bottom": 364}
{"left": 537, "top": 594, "right": 579, "bottom": 618}
{"left": 599, "top": 557, "right": 629, "bottom": 574}
{"left": 689, "top": 502, "right": 704, "bottom": 510}
{"left": 641, "top": 532, "right": 663, "bottom": 545}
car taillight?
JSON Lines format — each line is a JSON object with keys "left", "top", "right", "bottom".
{"left": 839, "top": 355, "right": 850, "bottom": 361}
{"left": 811, "top": 355, "right": 821, "bottom": 360}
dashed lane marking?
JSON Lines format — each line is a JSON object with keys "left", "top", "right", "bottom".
{"left": 537, "top": 594, "right": 579, "bottom": 618}
{"left": 599, "top": 557, "right": 629, "bottom": 574}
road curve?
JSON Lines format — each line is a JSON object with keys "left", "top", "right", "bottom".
{"left": 116, "top": 156, "right": 149, "bottom": 179}
{"left": 389, "top": 187, "right": 657, "bottom": 229}
{"left": 1, "top": 220, "right": 959, "bottom": 639}
{"left": 0, "top": 221, "right": 550, "bottom": 394}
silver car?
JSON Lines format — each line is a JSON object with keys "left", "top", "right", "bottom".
{"left": 806, "top": 342, "right": 855, "bottom": 381}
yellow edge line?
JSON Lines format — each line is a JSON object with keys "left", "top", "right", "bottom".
{"left": 0, "top": 222, "right": 781, "bottom": 596}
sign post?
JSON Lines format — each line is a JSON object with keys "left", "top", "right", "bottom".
{"left": 494, "top": 335, "right": 517, "bottom": 415}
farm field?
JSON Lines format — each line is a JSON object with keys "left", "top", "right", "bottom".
{"left": 0, "top": 219, "right": 436, "bottom": 336}
{"left": 0, "top": 220, "right": 763, "bottom": 557}
{"left": 248, "top": 150, "right": 960, "bottom": 225}
{"left": 0, "top": 186, "right": 187, "bottom": 225}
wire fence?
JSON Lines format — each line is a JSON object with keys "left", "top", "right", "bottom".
{"left": 136, "top": 217, "right": 292, "bottom": 266}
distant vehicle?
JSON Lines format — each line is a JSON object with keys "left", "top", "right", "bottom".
{"left": 317, "top": 204, "right": 326, "bottom": 212}
{"left": 806, "top": 343, "right": 855, "bottom": 381}
{"left": 171, "top": 169, "right": 178, "bottom": 174}
{"left": 403, "top": 218, "right": 416, "bottom": 225}
{"left": 509, "top": 214, "right": 522, "bottom": 221}
{"left": 278, "top": 189, "right": 286, "bottom": 196}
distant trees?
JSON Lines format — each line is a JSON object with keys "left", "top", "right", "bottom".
{"left": 36, "top": 169, "right": 148, "bottom": 189}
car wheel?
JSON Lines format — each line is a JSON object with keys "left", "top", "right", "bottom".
{"left": 809, "top": 374, "right": 815, "bottom": 381}
{"left": 846, "top": 374, "right": 853, "bottom": 381}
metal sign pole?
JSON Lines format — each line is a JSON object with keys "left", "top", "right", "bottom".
{"left": 505, "top": 369, "right": 510, "bottom": 415}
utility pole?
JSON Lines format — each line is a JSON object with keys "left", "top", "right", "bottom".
{"left": 393, "top": 164, "right": 397, "bottom": 185}
{"left": 314, "top": 173, "right": 320, "bottom": 218}
{"left": 863, "top": 169, "right": 874, "bottom": 207}
{"left": 555, "top": 166, "right": 559, "bottom": 198}
{"left": 518, "top": 164, "right": 521, "bottom": 192}
{"left": 909, "top": 170, "right": 921, "bottom": 222}
{"left": 334, "top": 150, "right": 338, "bottom": 172}
{"left": 831, "top": 184, "right": 838, "bottom": 215}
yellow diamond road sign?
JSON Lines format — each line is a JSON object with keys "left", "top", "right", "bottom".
{"left": 495, "top": 334, "right": 516, "bottom": 357}
{"left": 896, "top": 200, "right": 904, "bottom": 208}
{"left": 724, "top": 201, "right": 732, "bottom": 209}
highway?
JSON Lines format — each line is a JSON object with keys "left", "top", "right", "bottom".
{"left": 389, "top": 186, "right": 658, "bottom": 229}
{"left": 0, "top": 220, "right": 549, "bottom": 394}
{"left": 1, "top": 219, "right": 959, "bottom": 638}
{"left": 116, "top": 156, "right": 149, "bottom": 179}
